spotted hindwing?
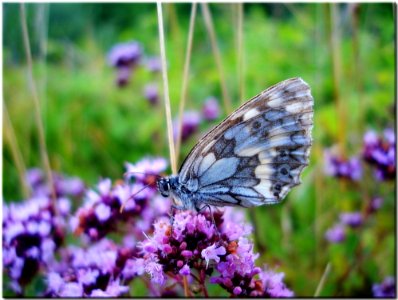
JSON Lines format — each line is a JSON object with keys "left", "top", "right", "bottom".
{"left": 178, "top": 77, "right": 314, "bottom": 207}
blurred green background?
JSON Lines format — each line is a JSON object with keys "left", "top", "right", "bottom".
{"left": 3, "top": 3, "right": 395, "bottom": 297}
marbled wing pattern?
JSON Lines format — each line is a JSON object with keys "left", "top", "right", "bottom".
{"left": 175, "top": 77, "right": 313, "bottom": 208}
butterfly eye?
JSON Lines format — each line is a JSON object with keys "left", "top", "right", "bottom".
{"left": 157, "top": 179, "right": 170, "bottom": 197}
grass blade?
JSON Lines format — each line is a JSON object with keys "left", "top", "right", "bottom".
{"left": 175, "top": 3, "right": 197, "bottom": 166}
{"left": 19, "top": 4, "right": 57, "bottom": 209}
{"left": 157, "top": 3, "right": 177, "bottom": 175}
{"left": 201, "top": 3, "right": 232, "bottom": 114}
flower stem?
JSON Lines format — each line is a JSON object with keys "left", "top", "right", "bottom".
{"left": 182, "top": 275, "right": 192, "bottom": 297}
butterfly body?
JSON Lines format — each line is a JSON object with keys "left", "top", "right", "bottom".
{"left": 157, "top": 78, "right": 314, "bottom": 211}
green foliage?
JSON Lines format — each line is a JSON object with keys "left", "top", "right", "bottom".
{"left": 3, "top": 3, "right": 395, "bottom": 297}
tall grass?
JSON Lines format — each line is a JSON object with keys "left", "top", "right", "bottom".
{"left": 19, "top": 4, "right": 57, "bottom": 210}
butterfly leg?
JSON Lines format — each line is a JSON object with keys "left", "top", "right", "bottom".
{"left": 196, "top": 203, "right": 221, "bottom": 239}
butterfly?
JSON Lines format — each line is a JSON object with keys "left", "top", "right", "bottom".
{"left": 156, "top": 77, "right": 313, "bottom": 212}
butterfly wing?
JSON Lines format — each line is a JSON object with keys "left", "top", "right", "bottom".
{"left": 178, "top": 77, "right": 313, "bottom": 207}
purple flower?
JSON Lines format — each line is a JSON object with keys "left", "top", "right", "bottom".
{"left": 384, "top": 128, "right": 395, "bottom": 144}
{"left": 94, "top": 203, "right": 111, "bottom": 222}
{"left": 3, "top": 194, "right": 67, "bottom": 290}
{"left": 325, "top": 223, "right": 346, "bottom": 243}
{"left": 144, "top": 84, "right": 159, "bottom": 105}
{"left": 25, "top": 168, "right": 44, "bottom": 188}
{"left": 23, "top": 168, "right": 86, "bottom": 200}
{"left": 369, "top": 197, "right": 384, "bottom": 212}
{"left": 324, "top": 149, "right": 363, "bottom": 181}
{"left": 233, "top": 286, "right": 242, "bottom": 295}
{"left": 122, "top": 258, "right": 145, "bottom": 279}
{"left": 57, "top": 177, "right": 85, "bottom": 197}
{"left": 45, "top": 239, "right": 134, "bottom": 297}
{"left": 202, "top": 96, "right": 220, "bottom": 121}
{"left": 373, "top": 276, "right": 396, "bottom": 297}
{"left": 146, "top": 56, "right": 162, "bottom": 72}
{"left": 201, "top": 243, "right": 226, "bottom": 267}
{"left": 73, "top": 158, "right": 168, "bottom": 240}
{"left": 47, "top": 272, "right": 64, "bottom": 294}
{"left": 125, "top": 157, "right": 167, "bottom": 184}
{"left": 107, "top": 41, "right": 142, "bottom": 87}
{"left": 115, "top": 66, "right": 131, "bottom": 87}
{"left": 363, "top": 129, "right": 396, "bottom": 180}
{"left": 173, "top": 111, "right": 202, "bottom": 142}
{"left": 144, "top": 256, "right": 165, "bottom": 285}
{"left": 59, "top": 282, "right": 83, "bottom": 297}
{"left": 339, "top": 212, "right": 363, "bottom": 228}
{"left": 179, "top": 264, "right": 190, "bottom": 276}
{"left": 90, "top": 289, "right": 111, "bottom": 297}
{"left": 259, "top": 268, "right": 294, "bottom": 297}
{"left": 107, "top": 41, "right": 142, "bottom": 68}
{"left": 77, "top": 269, "right": 99, "bottom": 285}
{"left": 102, "top": 279, "right": 129, "bottom": 297}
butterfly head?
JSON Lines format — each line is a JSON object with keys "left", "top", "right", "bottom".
{"left": 156, "top": 177, "right": 171, "bottom": 197}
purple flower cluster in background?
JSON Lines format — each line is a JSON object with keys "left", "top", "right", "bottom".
{"left": 45, "top": 239, "right": 132, "bottom": 297}
{"left": 325, "top": 211, "right": 363, "bottom": 243}
{"left": 145, "top": 56, "right": 162, "bottom": 73}
{"left": 3, "top": 193, "right": 70, "bottom": 293}
{"left": 25, "top": 168, "right": 85, "bottom": 198}
{"left": 202, "top": 96, "right": 220, "bottom": 121}
{"left": 3, "top": 169, "right": 85, "bottom": 294}
{"left": 143, "top": 84, "right": 159, "bottom": 106}
{"left": 107, "top": 41, "right": 143, "bottom": 87}
{"left": 173, "top": 111, "right": 202, "bottom": 142}
{"left": 173, "top": 97, "right": 221, "bottom": 143}
{"left": 325, "top": 223, "right": 346, "bottom": 243}
{"left": 325, "top": 195, "right": 384, "bottom": 244}
{"left": 324, "top": 149, "right": 362, "bottom": 181}
{"left": 372, "top": 276, "right": 396, "bottom": 298}
{"left": 71, "top": 158, "right": 169, "bottom": 241}
{"left": 324, "top": 128, "right": 395, "bottom": 183}
{"left": 363, "top": 129, "right": 396, "bottom": 181}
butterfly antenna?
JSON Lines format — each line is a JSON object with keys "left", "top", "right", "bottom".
{"left": 119, "top": 183, "right": 154, "bottom": 213}
{"left": 123, "top": 171, "right": 162, "bottom": 179}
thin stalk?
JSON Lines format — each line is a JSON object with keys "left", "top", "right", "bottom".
{"left": 182, "top": 275, "right": 192, "bottom": 297}
{"left": 236, "top": 3, "right": 245, "bottom": 104}
{"left": 3, "top": 103, "right": 31, "bottom": 198}
{"left": 36, "top": 4, "right": 49, "bottom": 128}
{"left": 201, "top": 280, "right": 209, "bottom": 298}
{"left": 351, "top": 4, "right": 363, "bottom": 133}
{"left": 314, "top": 262, "right": 331, "bottom": 297}
{"left": 248, "top": 208, "right": 266, "bottom": 253}
{"left": 329, "top": 3, "right": 346, "bottom": 154}
{"left": 314, "top": 144, "right": 325, "bottom": 272}
{"left": 201, "top": 3, "right": 232, "bottom": 114}
{"left": 157, "top": 3, "right": 177, "bottom": 175}
{"left": 20, "top": 4, "right": 57, "bottom": 209}
{"left": 175, "top": 3, "right": 197, "bottom": 166}
{"left": 167, "top": 4, "right": 184, "bottom": 71}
